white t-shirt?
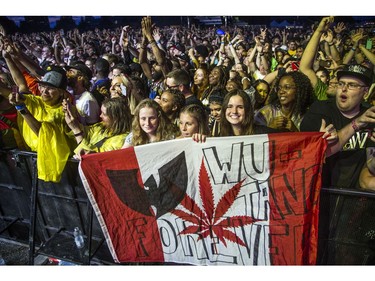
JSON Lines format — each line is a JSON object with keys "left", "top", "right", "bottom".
{"left": 74, "top": 91, "right": 101, "bottom": 125}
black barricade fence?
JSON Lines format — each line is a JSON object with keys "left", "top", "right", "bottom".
{"left": 0, "top": 150, "right": 114, "bottom": 265}
{"left": 1, "top": 149, "right": 375, "bottom": 265}
{"left": 0, "top": 150, "right": 33, "bottom": 243}
{"left": 317, "top": 188, "right": 375, "bottom": 265}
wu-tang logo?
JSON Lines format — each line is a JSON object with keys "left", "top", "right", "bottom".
{"left": 106, "top": 152, "right": 187, "bottom": 218}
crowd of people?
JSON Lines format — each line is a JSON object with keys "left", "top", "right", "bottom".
{"left": 0, "top": 16, "right": 375, "bottom": 191}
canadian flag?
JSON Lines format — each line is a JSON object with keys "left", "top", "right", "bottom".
{"left": 79, "top": 132, "right": 326, "bottom": 265}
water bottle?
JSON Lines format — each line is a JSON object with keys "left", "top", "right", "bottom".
{"left": 58, "top": 259, "right": 76, "bottom": 266}
{"left": 73, "top": 227, "right": 85, "bottom": 249}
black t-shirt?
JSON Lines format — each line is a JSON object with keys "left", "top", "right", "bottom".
{"left": 254, "top": 124, "right": 282, "bottom": 134}
{"left": 300, "top": 99, "right": 375, "bottom": 189}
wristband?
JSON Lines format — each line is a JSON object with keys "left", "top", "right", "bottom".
{"left": 329, "top": 42, "right": 334, "bottom": 46}
{"left": 351, "top": 119, "right": 360, "bottom": 132}
{"left": 74, "top": 131, "right": 84, "bottom": 137}
{"left": 351, "top": 47, "right": 357, "bottom": 52}
{"left": 15, "top": 104, "right": 26, "bottom": 111}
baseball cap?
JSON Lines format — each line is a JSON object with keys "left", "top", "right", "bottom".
{"left": 65, "top": 61, "right": 93, "bottom": 80}
{"left": 37, "top": 66, "right": 67, "bottom": 90}
{"left": 337, "top": 64, "right": 374, "bottom": 87}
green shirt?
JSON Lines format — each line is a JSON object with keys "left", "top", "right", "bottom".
{"left": 314, "top": 79, "right": 328, "bottom": 101}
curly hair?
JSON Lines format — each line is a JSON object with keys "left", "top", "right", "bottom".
{"left": 101, "top": 98, "right": 132, "bottom": 136}
{"left": 267, "top": 71, "right": 314, "bottom": 117}
{"left": 220, "top": 89, "right": 255, "bottom": 136}
{"left": 131, "top": 99, "right": 179, "bottom": 146}
{"left": 201, "top": 66, "right": 228, "bottom": 104}
{"left": 179, "top": 104, "right": 210, "bottom": 135}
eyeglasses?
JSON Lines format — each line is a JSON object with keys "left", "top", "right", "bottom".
{"left": 337, "top": 81, "right": 366, "bottom": 90}
{"left": 165, "top": 84, "right": 180, "bottom": 90}
{"left": 277, "top": 85, "right": 296, "bottom": 91}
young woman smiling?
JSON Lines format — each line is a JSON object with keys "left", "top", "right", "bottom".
{"left": 254, "top": 72, "right": 314, "bottom": 132}
{"left": 122, "top": 99, "right": 179, "bottom": 148}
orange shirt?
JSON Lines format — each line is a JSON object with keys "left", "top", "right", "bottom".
{"left": 23, "top": 71, "right": 41, "bottom": 96}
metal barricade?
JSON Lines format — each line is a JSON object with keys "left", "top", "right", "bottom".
{"left": 0, "top": 149, "right": 114, "bottom": 265}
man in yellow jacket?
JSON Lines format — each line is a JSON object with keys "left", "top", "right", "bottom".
{"left": 6, "top": 60, "right": 76, "bottom": 182}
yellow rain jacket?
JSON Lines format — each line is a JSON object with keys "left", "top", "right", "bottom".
{"left": 18, "top": 95, "right": 76, "bottom": 182}
{"left": 74, "top": 122, "right": 129, "bottom": 155}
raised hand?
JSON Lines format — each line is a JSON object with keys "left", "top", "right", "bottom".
{"left": 9, "top": 91, "right": 26, "bottom": 106}
{"left": 316, "top": 16, "right": 334, "bottom": 33}
{"left": 322, "top": 29, "right": 334, "bottom": 44}
{"left": 334, "top": 22, "right": 346, "bottom": 34}
{"left": 0, "top": 24, "right": 6, "bottom": 36}
{"left": 153, "top": 27, "right": 161, "bottom": 42}
{"left": 351, "top": 29, "right": 365, "bottom": 45}
{"left": 62, "top": 98, "right": 78, "bottom": 129}
{"left": 260, "top": 27, "right": 267, "bottom": 39}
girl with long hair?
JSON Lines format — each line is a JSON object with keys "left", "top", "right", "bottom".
{"left": 64, "top": 98, "right": 132, "bottom": 159}
{"left": 177, "top": 104, "right": 209, "bottom": 138}
{"left": 122, "top": 98, "right": 179, "bottom": 147}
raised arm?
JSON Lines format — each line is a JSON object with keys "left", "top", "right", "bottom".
{"left": 322, "top": 29, "right": 341, "bottom": 63}
{"left": 139, "top": 22, "right": 152, "bottom": 80}
{"left": 300, "top": 16, "right": 334, "bottom": 88}
{"left": 142, "top": 17, "right": 170, "bottom": 77}
{"left": 358, "top": 43, "right": 375, "bottom": 66}
{"left": 342, "top": 29, "right": 365, "bottom": 65}
{"left": 2, "top": 43, "right": 29, "bottom": 93}
{"left": 228, "top": 35, "right": 241, "bottom": 65}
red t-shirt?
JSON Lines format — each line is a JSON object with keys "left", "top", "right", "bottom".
{"left": 0, "top": 109, "right": 17, "bottom": 130}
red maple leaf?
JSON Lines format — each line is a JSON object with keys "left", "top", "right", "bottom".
{"left": 171, "top": 158, "right": 260, "bottom": 248}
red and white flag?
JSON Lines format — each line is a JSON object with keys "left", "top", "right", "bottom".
{"left": 79, "top": 132, "right": 326, "bottom": 265}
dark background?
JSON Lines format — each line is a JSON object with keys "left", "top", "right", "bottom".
{"left": 0, "top": 16, "right": 374, "bottom": 34}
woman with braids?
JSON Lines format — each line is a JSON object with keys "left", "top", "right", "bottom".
{"left": 64, "top": 98, "right": 132, "bottom": 160}
{"left": 177, "top": 104, "right": 209, "bottom": 138}
{"left": 122, "top": 98, "right": 179, "bottom": 148}
{"left": 254, "top": 71, "right": 314, "bottom": 132}
{"left": 201, "top": 66, "right": 228, "bottom": 107}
